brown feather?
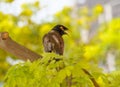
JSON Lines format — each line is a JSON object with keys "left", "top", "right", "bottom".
{"left": 43, "top": 30, "right": 64, "bottom": 55}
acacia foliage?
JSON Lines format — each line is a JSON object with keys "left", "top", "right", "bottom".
{"left": 4, "top": 53, "right": 104, "bottom": 87}
{"left": 4, "top": 53, "right": 120, "bottom": 87}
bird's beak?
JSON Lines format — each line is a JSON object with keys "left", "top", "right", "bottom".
{"left": 64, "top": 29, "right": 71, "bottom": 36}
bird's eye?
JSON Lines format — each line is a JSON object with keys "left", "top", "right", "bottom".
{"left": 60, "top": 26, "right": 64, "bottom": 31}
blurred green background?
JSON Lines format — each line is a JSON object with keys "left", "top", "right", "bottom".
{"left": 0, "top": 0, "right": 120, "bottom": 87}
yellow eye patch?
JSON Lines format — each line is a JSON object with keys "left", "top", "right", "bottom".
{"left": 60, "top": 26, "right": 64, "bottom": 31}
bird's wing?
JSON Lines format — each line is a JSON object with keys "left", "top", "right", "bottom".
{"left": 43, "top": 34, "right": 53, "bottom": 52}
{"left": 51, "top": 33, "right": 64, "bottom": 55}
{"left": 43, "top": 32, "right": 64, "bottom": 55}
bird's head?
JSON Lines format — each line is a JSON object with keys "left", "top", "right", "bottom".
{"left": 52, "top": 24, "right": 68, "bottom": 36}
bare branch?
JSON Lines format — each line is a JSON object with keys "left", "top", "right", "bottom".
{"left": 0, "top": 32, "right": 42, "bottom": 62}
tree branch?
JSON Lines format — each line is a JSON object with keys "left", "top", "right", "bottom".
{"left": 0, "top": 32, "right": 42, "bottom": 62}
{"left": 82, "top": 68, "right": 100, "bottom": 87}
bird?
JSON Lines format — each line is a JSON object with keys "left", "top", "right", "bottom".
{"left": 42, "top": 24, "right": 68, "bottom": 60}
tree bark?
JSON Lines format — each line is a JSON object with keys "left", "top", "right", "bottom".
{"left": 0, "top": 32, "right": 42, "bottom": 62}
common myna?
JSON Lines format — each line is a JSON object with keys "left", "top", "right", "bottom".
{"left": 42, "top": 24, "right": 68, "bottom": 56}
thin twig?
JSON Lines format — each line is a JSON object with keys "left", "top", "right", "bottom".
{"left": 82, "top": 68, "right": 100, "bottom": 87}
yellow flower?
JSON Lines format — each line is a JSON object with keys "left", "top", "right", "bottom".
{"left": 21, "top": 9, "right": 33, "bottom": 16}
{"left": 84, "top": 45, "right": 101, "bottom": 60}
{"left": 93, "top": 4, "right": 103, "bottom": 16}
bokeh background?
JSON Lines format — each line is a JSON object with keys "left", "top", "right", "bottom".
{"left": 0, "top": 0, "right": 120, "bottom": 86}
